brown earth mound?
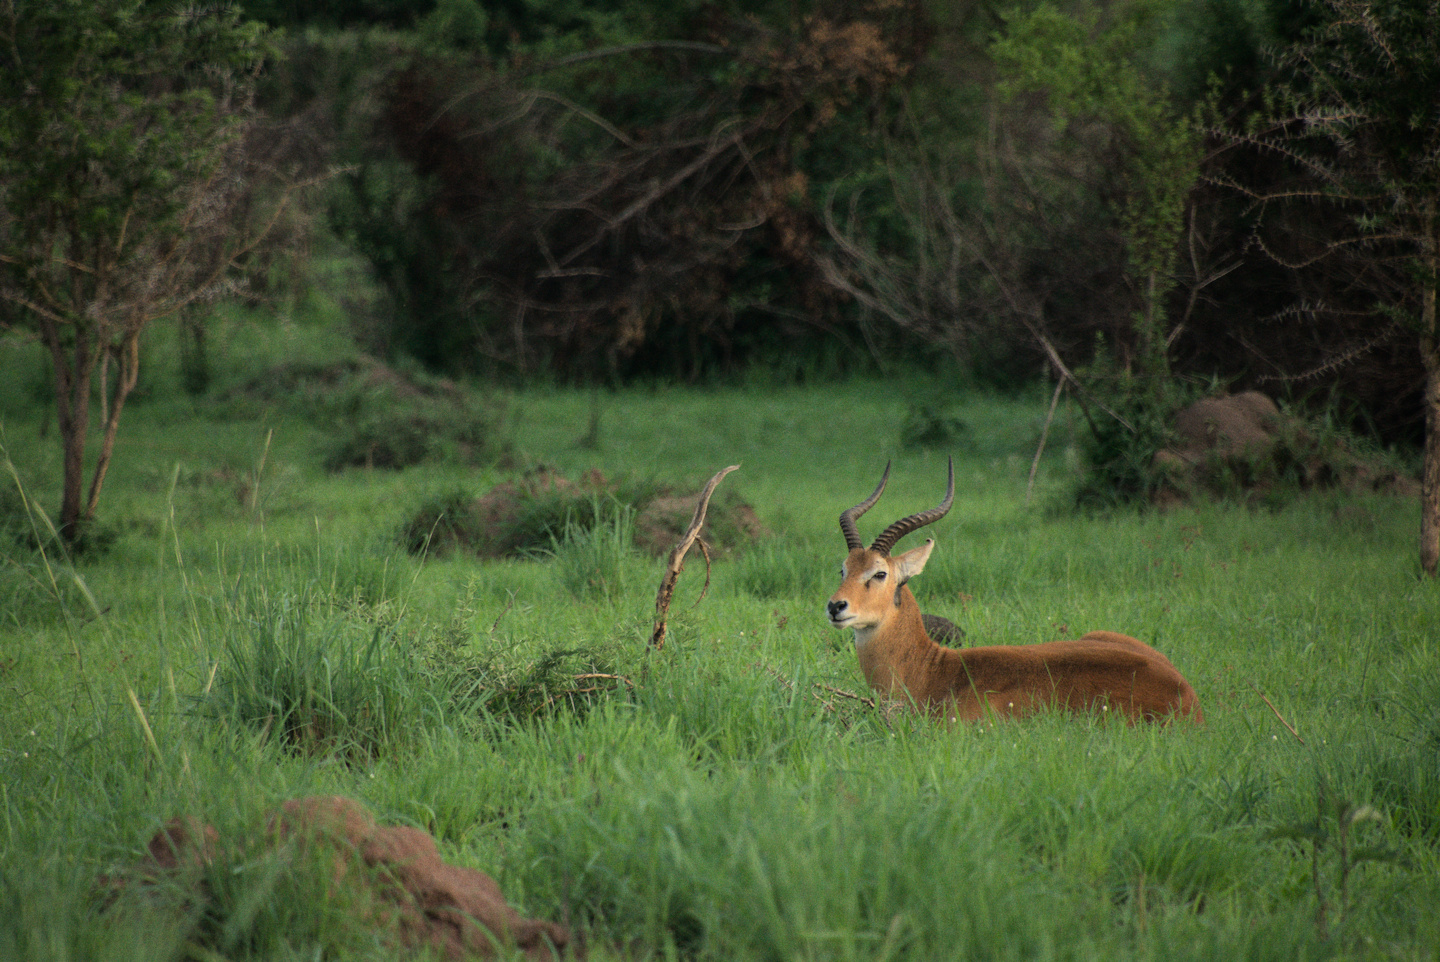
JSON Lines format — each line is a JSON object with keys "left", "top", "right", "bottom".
{"left": 1153, "top": 391, "right": 1418, "bottom": 502}
{"left": 417, "top": 467, "right": 768, "bottom": 558}
{"left": 115, "top": 795, "right": 577, "bottom": 961}
{"left": 232, "top": 355, "right": 465, "bottom": 404}
{"left": 1172, "top": 391, "right": 1284, "bottom": 461}
{"left": 632, "top": 491, "right": 767, "bottom": 556}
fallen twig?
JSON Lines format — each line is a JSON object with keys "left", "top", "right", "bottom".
{"left": 814, "top": 683, "right": 877, "bottom": 710}
{"left": 531, "top": 673, "right": 635, "bottom": 715}
{"left": 1254, "top": 685, "right": 1305, "bottom": 744}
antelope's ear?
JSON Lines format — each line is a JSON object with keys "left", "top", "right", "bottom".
{"left": 893, "top": 539, "right": 935, "bottom": 584}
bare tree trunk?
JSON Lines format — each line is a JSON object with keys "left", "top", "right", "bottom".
{"left": 98, "top": 344, "right": 110, "bottom": 428}
{"left": 41, "top": 319, "right": 94, "bottom": 542}
{"left": 1421, "top": 264, "right": 1439, "bottom": 577}
{"left": 85, "top": 327, "right": 141, "bottom": 522}
{"left": 1420, "top": 197, "right": 1440, "bottom": 576}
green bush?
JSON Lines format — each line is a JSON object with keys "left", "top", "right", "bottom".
{"left": 321, "top": 393, "right": 506, "bottom": 471}
{"left": 502, "top": 484, "right": 645, "bottom": 558}
{"left": 1073, "top": 401, "right": 1176, "bottom": 510}
{"left": 900, "top": 403, "right": 973, "bottom": 451}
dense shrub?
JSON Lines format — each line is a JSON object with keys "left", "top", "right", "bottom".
{"left": 227, "top": 356, "right": 510, "bottom": 471}
{"left": 900, "top": 403, "right": 973, "bottom": 451}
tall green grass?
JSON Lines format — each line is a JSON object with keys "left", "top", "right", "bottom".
{"left": 1, "top": 321, "right": 1437, "bottom": 959}
{"left": 202, "top": 581, "right": 440, "bottom": 759}
{"left": 538, "top": 495, "right": 643, "bottom": 601}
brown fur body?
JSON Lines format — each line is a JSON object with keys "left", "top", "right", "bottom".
{"left": 831, "top": 545, "right": 1202, "bottom": 725}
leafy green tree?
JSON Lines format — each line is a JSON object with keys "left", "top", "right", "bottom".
{"left": 991, "top": 0, "right": 1203, "bottom": 403}
{"left": 0, "top": 0, "right": 281, "bottom": 545}
{"left": 1239, "top": 0, "right": 1440, "bottom": 573}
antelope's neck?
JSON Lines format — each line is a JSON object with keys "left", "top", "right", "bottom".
{"left": 853, "top": 587, "right": 940, "bottom": 698}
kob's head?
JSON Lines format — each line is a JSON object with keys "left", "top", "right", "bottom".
{"left": 826, "top": 458, "right": 953, "bottom": 632}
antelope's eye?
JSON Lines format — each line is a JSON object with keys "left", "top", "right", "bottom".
{"left": 871, "top": 570, "right": 887, "bottom": 583}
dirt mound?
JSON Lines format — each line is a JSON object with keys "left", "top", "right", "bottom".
{"left": 405, "top": 467, "right": 769, "bottom": 558}
{"left": 113, "top": 795, "right": 577, "bottom": 961}
{"left": 1153, "top": 391, "right": 1418, "bottom": 502}
{"left": 227, "top": 356, "right": 507, "bottom": 472}
{"left": 631, "top": 492, "right": 767, "bottom": 556}
{"left": 1172, "top": 391, "right": 1284, "bottom": 460}
{"left": 232, "top": 355, "right": 464, "bottom": 404}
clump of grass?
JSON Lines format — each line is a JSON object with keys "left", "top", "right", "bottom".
{"left": 503, "top": 478, "right": 654, "bottom": 558}
{"left": 0, "top": 853, "right": 190, "bottom": 961}
{"left": 398, "top": 579, "right": 627, "bottom": 725}
{"left": 396, "top": 470, "right": 659, "bottom": 559}
{"left": 520, "top": 760, "right": 1088, "bottom": 960}
{"left": 0, "top": 456, "right": 106, "bottom": 633}
{"left": 539, "top": 496, "right": 640, "bottom": 601}
{"left": 464, "top": 646, "right": 624, "bottom": 724}
{"left": 416, "top": 632, "right": 624, "bottom": 726}
{"left": 397, "top": 489, "right": 488, "bottom": 557}
{"left": 184, "top": 827, "right": 397, "bottom": 959}
{"left": 301, "top": 538, "right": 413, "bottom": 617}
{"left": 321, "top": 392, "right": 507, "bottom": 471}
{"left": 1269, "top": 779, "right": 1399, "bottom": 942}
{"left": 1353, "top": 661, "right": 1440, "bottom": 841}
{"left": 0, "top": 479, "right": 117, "bottom": 558}
{"left": 0, "top": 481, "right": 42, "bottom": 553}
{"left": 202, "top": 583, "right": 441, "bottom": 759}
{"left": 900, "top": 402, "right": 973, "bottom": 451}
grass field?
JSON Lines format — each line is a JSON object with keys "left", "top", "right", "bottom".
{"left": 1, "top": 314, "right": 1437, "bottom": 960}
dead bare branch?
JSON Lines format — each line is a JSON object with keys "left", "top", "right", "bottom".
{"left": 649, "top": 465, "right": 740, "bottom": 650}
{"left": 813, "top": 683, "right": 877, "bottom": 709}
{"left": 558, "top": 124, "right": 754, "bottom": 267}
{"left": 1026, "top": 378, "right": 1065, "bottom": 505}
{"left": 1253, "top": 685, "right": 1305, "bottom": 745}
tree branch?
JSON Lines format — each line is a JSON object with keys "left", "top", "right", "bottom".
{"left": 650, "top": 465, "right": 739, "bottom": 650}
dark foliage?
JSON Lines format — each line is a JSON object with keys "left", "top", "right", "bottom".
{"left": 1072, "top": 386, "right": 1178, "bottom": 510}
{"left": 322, "top": 0, "right": 931, "bottom": 381}
{"left": 238, "top": 0, "right": 434, "bottom": 29}
{"left": 236, "top": 0, "right": 1437, "bottom": 457}
{"left": 899, "top": 403, "right": 973, "bottom": 451}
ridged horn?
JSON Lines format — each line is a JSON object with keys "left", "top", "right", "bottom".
{"left": 869, "top": 456, "right": 954, "bottom": 556}
{"left": 838, "top": 461, "right": 891, "bottom": 550}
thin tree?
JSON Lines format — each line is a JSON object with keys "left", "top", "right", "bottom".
{"left": 0, "top": 1, "right": 296, "bottom": 545}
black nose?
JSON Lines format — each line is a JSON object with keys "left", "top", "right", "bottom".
{"left": 827, "top": 600, "right": 847, "bottom": 619}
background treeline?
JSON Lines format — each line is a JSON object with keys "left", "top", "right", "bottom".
{"left": 230, "top": 0, "right": 1427, "bottom": 444}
